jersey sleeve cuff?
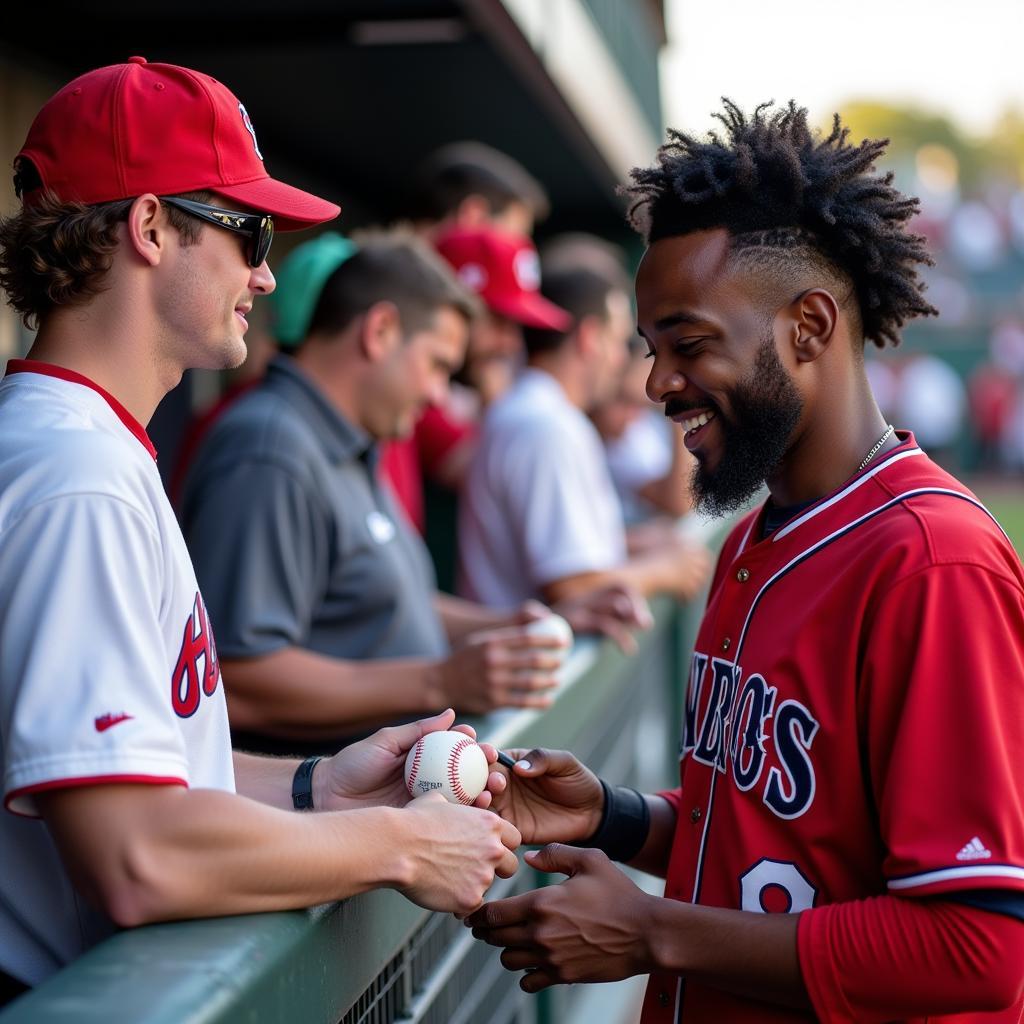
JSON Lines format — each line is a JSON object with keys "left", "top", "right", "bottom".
{"left": 797, "top": 906, "right": 858, "bottom": 1024}
{"left": 5, "top": 752, "right": 190, "bottom": 817}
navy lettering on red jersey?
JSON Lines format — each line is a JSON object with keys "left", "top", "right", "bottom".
{"left": 681, "top": 651, "right": 709, "bottom": 757}
{"left": 649, "top": 450, "right": 1024, "bottom": 1023}
{"left": 763, "top": 700, "right": 819, "bottom": 820}
{"left": 731, "top": 674, "right": 777, "bottom": 792}
{"left": 171, "top": 593, "right": 220, "bottom": 718}
{"left": 684, "top": 654, "right": 820, "bottom": 819}
{"left": 693, "top": 658, "right": 740, "bottom": 773}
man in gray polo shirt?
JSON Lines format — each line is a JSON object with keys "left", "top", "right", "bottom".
{"left": 181, "top": 230, "right": 571, "bottom": 755}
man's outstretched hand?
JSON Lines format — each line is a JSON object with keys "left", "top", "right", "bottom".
{"left": 487, "top": 747, "right": 604, "bottom": 845}
{"left": 318, "top": 709, "right": 505, "bottom": 811}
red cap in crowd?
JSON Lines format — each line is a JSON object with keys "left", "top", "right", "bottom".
{"left": 435, "top": 226, "right": 571, "bottom": 332}
{"left": 15, "top": 57, "right": 339, "bottom": 231}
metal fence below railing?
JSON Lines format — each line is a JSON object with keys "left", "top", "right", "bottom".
{"left": 1, "top": 569, "right": 719, "bottom": 1024}
{"left": 341, "top": 871, "right": 531, "bottom": 1024}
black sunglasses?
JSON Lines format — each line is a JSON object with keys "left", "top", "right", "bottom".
{"left": 160, "top": 196, "right": 274, "bottom": 268}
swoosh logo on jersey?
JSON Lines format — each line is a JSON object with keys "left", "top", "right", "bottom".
{"left": 94, "top": 712, "right": 134, "bottom": 733}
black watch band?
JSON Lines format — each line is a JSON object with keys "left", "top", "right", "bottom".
{"left": 292, "top": 755, "right": 324, "bottom": 811}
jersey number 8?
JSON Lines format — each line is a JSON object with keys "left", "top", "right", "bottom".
{"left": 740, "top": 858, "right": 818, "bottom": 914}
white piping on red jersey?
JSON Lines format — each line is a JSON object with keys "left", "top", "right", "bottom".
{"left": 771, "top": 447, "right": 925, "bottom": 542}
{"left": 732, "top": 447, "right": 925, "bottom": 558}
{"left": 736, "top": 515, "right": 759, "bottom": 553}
{"left": 889, "top": 864, "right": 1024, "bottom": 890}
{"left": 737, "top": 485, "right": 1003, "bottom": 656}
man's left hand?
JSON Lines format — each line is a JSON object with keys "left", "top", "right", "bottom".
{"left": 317, "top": 709, "right": 505, "bottom": 811}
{"left": 465, "top": 843, "right": 654, "bottom": 992}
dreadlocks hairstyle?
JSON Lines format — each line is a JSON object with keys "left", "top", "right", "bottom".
{"left": 625, "top": 100, "right": 938, "bottom": 348}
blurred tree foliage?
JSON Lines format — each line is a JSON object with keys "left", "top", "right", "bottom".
{"left": 989, "top": 108, "right": 1024, "bottom": 183}
{"left": 837, "top": 100, "right": 1024, "bottom": 191}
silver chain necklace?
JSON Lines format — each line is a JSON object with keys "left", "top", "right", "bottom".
{"left": 858, "top": 424, "right": 895, "bottom": 472}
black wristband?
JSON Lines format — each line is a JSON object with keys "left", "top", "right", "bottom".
{"left": 292, "top": 756, "right": 323, "bottom": 811}
{"left": 571, "top": 779, "right": 651, "bottom": 863}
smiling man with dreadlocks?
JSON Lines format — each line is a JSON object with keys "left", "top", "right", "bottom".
{"left": 467, "top": 101, "right": 1024, "bottom": 1022}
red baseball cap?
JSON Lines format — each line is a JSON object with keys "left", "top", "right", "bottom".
{"left": 16, "top": 57, "right": 339, "bottom": 231}
{"left": 435, "top": 227, "right": 571, "bottom": 331}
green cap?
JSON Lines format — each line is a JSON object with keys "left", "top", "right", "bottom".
{"left": 269, "top": 232, "right": 359, "bottom": 347}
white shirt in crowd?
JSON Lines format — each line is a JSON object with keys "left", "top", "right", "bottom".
{"left": 604, "top": 410, "right": 674, "bottom": 525}
{"left": 458, "top": 368, "right": 627, "bottom": 607}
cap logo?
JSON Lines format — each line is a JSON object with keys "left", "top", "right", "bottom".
{"left": 458, "top": 262, "right": 488, "bottom": 292}
{"left": 513, "top": 249, "right": 540, "bottom": 291}
{"left": 238, "top": 103, "right": 264, "bottom": 161}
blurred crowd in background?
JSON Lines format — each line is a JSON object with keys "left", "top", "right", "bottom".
{"left": 181, "top": 140, "right": 701, "bottom": 545}
{"left": 846, "top": 103, "right": 1024, "bottom": 476}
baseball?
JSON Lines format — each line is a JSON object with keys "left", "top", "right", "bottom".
{"left": 404, "top": 731, "right": 490, "bottom": 804}
{"left": 523, "top": 612, "right": 574, "bottom": 659}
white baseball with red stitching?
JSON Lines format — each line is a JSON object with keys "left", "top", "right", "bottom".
{"left": 403, "top": 731, "right": 489, "bottom": 804}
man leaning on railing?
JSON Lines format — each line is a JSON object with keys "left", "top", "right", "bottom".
{"left": 0, "top": 57, "right": 520, "bottom": 1008}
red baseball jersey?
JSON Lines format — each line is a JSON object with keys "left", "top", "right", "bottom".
{"left": 642, "top": 434, "right": 1024, "bottom": 1023}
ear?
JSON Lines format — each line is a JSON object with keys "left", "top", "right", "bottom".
{"left": 784, "top": 289, "right": 839, "bottom": 364}
{"left": 453, "top": 194, "right": 492, "bottom": 228}
{"left": 359, "top": 301, "right": 403, "bottom": 362}
{"left": 124, "top": 194, "right": 169, "bottom": 267}
{"left": 574, "top": 315, "right": 601, "bottom": 357}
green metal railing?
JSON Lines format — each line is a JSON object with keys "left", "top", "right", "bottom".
{"left": 2, "top": 571, "right": 719, "bottom": 1023}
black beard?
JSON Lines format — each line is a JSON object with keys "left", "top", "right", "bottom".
{"left": 689, "top": 336, "right": 803, "bottom": 519}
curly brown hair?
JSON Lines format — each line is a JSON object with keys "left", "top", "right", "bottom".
{"left": 0, "top": 188, "right": 212, "bottom": 329}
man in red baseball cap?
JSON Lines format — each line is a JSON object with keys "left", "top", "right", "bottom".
{"left": 436, "top": 225, "right": 570, "bottom": 405}
{"left": 436, "top": 227, "right": 571, "bottom": 332}
{"left": 0, "top": 58, "right": 521, "bottom": 1001}
{"left": 15, "top": 56, "right": 339, "bottom": 229}
{"left": 381, "top": 225, "right": 569, "bottom": 523}
{"left": 379, "top": 225, "right": 568, "bottom": 538}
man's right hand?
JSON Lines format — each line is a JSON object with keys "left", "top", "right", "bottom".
{"left": 397, "top": 794, "right": 522, "bottom": 915}
{"left": 429, "top": 626, "right": 565, "bottom": 713}
{"left": 488, "top": 748, "right": 604, "bottom": 846}
{"left": 552, "top": 583, "right": 653, "bottom": 655}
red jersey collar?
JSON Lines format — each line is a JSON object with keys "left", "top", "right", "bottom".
{"left": 742, "top": 430, "right": 921, "bottom": 551}
{"left": 4, "top": 359, "right": 158, "bottom": 460}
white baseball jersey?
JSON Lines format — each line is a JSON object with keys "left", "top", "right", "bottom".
{"left": 0, "top": 361, "right": 234, "bottom": 985}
